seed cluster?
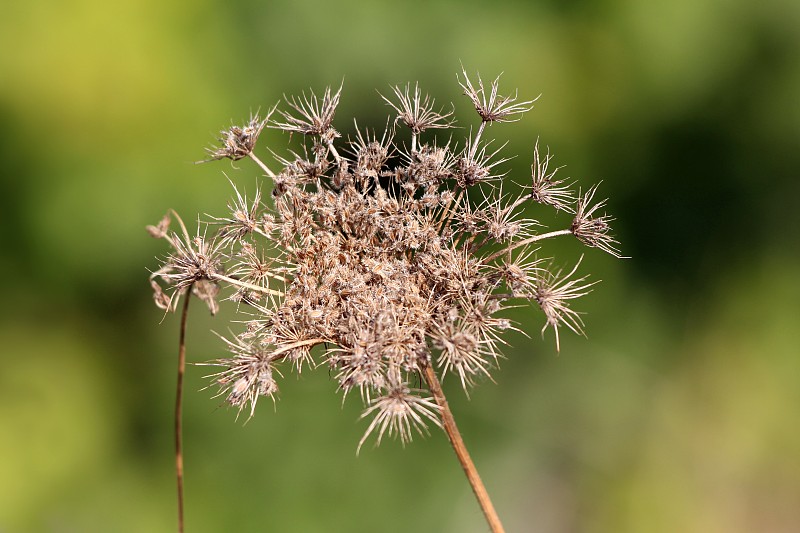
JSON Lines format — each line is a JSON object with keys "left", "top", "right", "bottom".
{"left": 148, "top": 69, "right": 621, "bottom": 450}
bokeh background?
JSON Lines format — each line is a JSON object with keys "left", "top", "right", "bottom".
{"left": 2, "top": 0, "right": 799, "bottom": 531}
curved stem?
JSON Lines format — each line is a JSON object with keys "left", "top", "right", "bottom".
{"left": 422, "top": 365, "right": 505, "bottom": 533}
{"left": 175, "top": 289, "right": 192, "bottom": 533}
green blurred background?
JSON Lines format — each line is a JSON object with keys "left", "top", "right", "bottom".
{"left": 2, "top": 0, "right": 799, "bottom": 531}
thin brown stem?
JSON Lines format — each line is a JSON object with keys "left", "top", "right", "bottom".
{"left": 175, "top": 289, "right": 192, "bottom": 533}
{"left": 327, "top": 142, "right": 342, "bottom": 164}
{"left": 437, "top": 188, "right": 464, "bottom": 234}
{"left": 469, "top": 121, "right": 486, "bottom": 159}
{"left": 211, "top": 273, "right": 284, "bottom": 297}
{"left": 422, "top": 365, "right": 505, "bottom": 533}
{"left": 248, "top": 151, "right": 276, "bottom": 178}
{"left": 482, "top": 228, "right": 573, "bottom": 264}
{"left": 270, "top": 338, "right": 329, "bottom": 359}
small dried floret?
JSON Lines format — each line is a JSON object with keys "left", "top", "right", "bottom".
{"left": 381, "top": 83, "right": 454, "bottom": 134}
{"left": 228, "top": 242, "right": 282, "bottom": 290}
{"left": 357, "top": 383, "right": 441, "bottom": 453}
{"left": 455, "top": 138, "right": 510, "bottom": 187}
{"left": 159, "top": 233, "right": 222, "bottom": 290}
{"left": 210, "top": 183, "right": 264, "bottom": 246}
{"left": 271, "top": 84, "right": 342, "bottom": 143}
{"left": 529, "top": 139, "right": 575, "bottom": 212}
{"left": 433, "top": 321, "right": 492, "bottom": 391}
{"left": 349, "top": 120, "right": 395, "bottom": 179}
{"left": 149, "top": 213, "right": 225, "bottom": 314}
{"left": 205, "top": 113, "right": 269, "bottom": 161}
{"left": 571, "top": 184, "right": 623, "bottom": 257}
{"left": 273, "top": 149, "right": 330, "bottom": 182}
{"left": 533, "top": 257, "right": 598, "bottom": 351}
{"left": 403, "top": 142, "right": 456, "bottom": 186}
{"left": 333, "top": 345, "right": 388, "bottom": 402}
{"left": 495, "top": 247, "right": 544, "bottom": 296}
{"left": 458, "top": 67, "right": 537, "bottom": 123}
{"left": 204, "top": 334, "right": 282, "bottom": 419}
{"left": 270, "top": 315, "right": 315, "bottom": 373}
{"left": 475, "top": 186, "right": 539, "bottom": 243}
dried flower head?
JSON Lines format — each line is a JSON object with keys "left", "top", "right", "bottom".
{"left": 148, "top": 70, "right": 623, "bottom": 451}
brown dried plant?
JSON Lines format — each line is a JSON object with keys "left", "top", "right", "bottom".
{"left": 148, "top": 68, "right": 622, "bottom": 533}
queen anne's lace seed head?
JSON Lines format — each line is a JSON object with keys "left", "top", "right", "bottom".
{"left": 148, "top": 70, "right": 623, "bottom": 449}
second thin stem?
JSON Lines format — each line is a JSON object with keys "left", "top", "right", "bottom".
{"left": 175, "top": 288, "right": 192, "bottom": 533}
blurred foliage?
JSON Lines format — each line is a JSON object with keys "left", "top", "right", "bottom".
{"left": 1, "top": 0, "right": 798, "bottom": 531}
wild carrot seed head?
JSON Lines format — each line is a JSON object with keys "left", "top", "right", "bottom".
{"left": 148, "top": 70, "right": 623, "bottom": 448}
